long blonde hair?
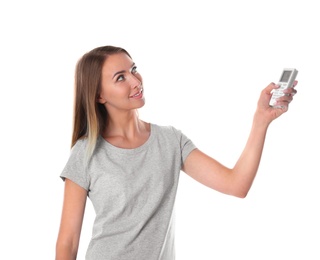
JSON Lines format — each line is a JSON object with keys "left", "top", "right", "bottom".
{"left": 72, "top": 45, "right": 131, "bottom": 160}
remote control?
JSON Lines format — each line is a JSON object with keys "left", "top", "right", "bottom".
{"left": 269, "top": 68, "right": 298, "bottom": 107}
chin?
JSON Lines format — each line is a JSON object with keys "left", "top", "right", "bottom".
{"left": 137, "top": 99, "right": 146, "bottom": 108}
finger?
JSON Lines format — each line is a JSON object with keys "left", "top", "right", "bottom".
{"left": 264, "top": 82, "right": 278, "bottom": 94}
{"left": 276, "top": 94, "right": 293, "bottom": 103}
{"left": 283, "top": 87, "right": 298, "bottom": 96}
{"left": 292, "top": 88, "right": 298, "bottom": 96}
{"left": 293, "top": 80, "right": 298, "bottom": 87}
{"left": 273, "top": 100, "right": 290, "bottom": 111}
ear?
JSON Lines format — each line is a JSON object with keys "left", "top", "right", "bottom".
{"left": 97, "top": 95, "right": 107, "bottom": 104}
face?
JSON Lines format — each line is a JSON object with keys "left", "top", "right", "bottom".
{"left": 98, "top": 52, "right": 145, "bottom": 112}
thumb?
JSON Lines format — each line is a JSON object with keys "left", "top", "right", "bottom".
{"left": 264, "top": 82, "right": 279, "bottom": 95}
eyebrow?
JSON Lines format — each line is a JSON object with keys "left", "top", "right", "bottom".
{"left": 112, "top": 63, "right": 135, "bottom": 79}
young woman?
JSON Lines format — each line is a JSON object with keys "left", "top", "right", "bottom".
{"left": 55, "top": 45, "right": 297, "bottom": 260}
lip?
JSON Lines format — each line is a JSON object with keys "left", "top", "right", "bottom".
{"left": 129, "top": 88, "right": 143, "bottom": 98}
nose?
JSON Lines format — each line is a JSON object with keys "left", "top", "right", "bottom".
{"left": 129, "top": 74, "right": 142, "bottom": 89}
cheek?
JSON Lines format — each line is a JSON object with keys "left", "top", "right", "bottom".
{"left": 105, "top": 87, "right": 129, "bottom": 100}
{"left": 99, "top": 87, "right": 110, "bottom": 100}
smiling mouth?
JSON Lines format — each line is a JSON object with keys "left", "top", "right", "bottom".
{"left": 130, "top": 88, "right": 143, "bottom": 98}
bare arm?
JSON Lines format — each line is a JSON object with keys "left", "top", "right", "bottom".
{"left": 56, "top": 179, "right": 87, "bottom": 260}
{"left": 182, "top": 82, "right": 298, "bottom": 198}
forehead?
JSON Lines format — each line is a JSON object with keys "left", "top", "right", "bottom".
{"left": 102, "top": 52, "right": 133, "bottom": 77}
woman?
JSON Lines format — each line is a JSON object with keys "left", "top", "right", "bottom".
{"left": 55, "top": 45, "right": 297, "bottom": 260}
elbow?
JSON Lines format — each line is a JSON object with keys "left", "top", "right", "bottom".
{"left": 214, "top": 184, "right": 250, "bottom": 199}
{"left": 230, "top": 180, "right": 252, "bottom": 198}
{"left": 236, "top": 192, "right": 248, "bottom": 199}
{"left": 231, "top": 188, "right": 249, "bottom": 199}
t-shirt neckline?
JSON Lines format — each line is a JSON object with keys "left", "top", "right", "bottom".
{"left": 98, "top": 123, "right": 156, "bottom": 154}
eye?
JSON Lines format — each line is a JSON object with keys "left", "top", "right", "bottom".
{"left": 131, "top": 66, "right": 138, "bottom": 74}
{"left": 116, "top": 75, "right": 125, "bottom": 82}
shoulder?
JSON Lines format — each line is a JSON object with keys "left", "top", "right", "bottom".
{"left": 151, "top": 123, "right": 196, "bottom": 160}
{"left": 67, "top": 138, "right": 90, "bottom": 163}
{"left": 151, "top": 123, "right": 187, "bottom": 145}
{"left": 71, "top": 138, "right": 87, "bottom": 153}
{"left": 152, "top": 123, "right": 181, "bottom": 137}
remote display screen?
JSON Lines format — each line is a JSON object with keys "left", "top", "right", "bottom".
{"left": 280, "top": 70, "right": 291, "bottom": 82}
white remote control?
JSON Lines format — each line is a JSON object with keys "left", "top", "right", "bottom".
{"left": 269, "top": 68, "right": 298, "bottom": 107}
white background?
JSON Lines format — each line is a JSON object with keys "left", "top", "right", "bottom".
{"left": 1, "top": 0, "right": 319, "bottom": 259}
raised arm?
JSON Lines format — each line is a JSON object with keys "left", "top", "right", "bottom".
{"left": 182, "top": 81, "right": 298, "bottom": 198}
{"left": 56, "top": 179, "right": 87, "bottom": 260}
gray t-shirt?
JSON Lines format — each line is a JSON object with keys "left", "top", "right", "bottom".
{"left": 60, "top": 123, "right": 196, "bottom": 260}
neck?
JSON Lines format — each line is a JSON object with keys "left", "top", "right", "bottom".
{"left": 105, "top": 109, "right": 144, "bottom": 138}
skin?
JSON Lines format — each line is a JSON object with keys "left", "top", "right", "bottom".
{"left": 97, "top": 53, "right": 149, "bottom": 148}
{"left": 56, "top": 52, "right": 298, "bottom": 259}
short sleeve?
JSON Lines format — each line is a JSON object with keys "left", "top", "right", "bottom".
{"left": 171, "top": 127, "right": 197, "bottom": 163}
{"left": 60, "top": 139, "right": 90, "bottom": 191}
